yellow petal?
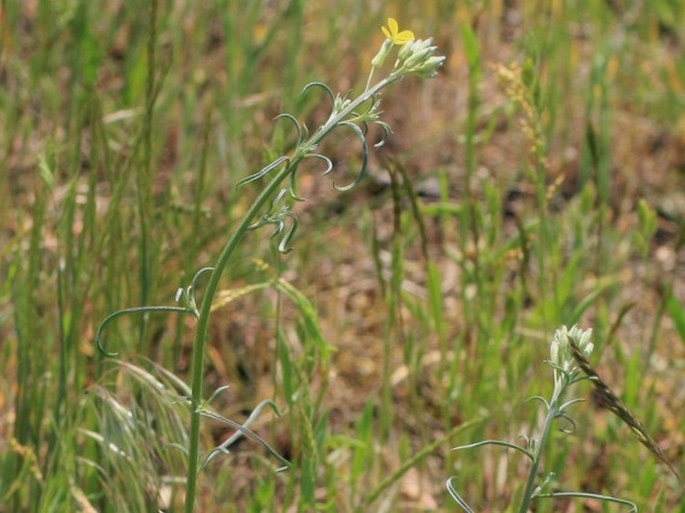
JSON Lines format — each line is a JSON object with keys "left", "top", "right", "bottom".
{"left": 395, "top": 29, "right": 415, "bottom": 44}
{"left": 387, "top": 17, "right": 399, "bottom": 37}
{"left": 381, "top": 26, "right": 392, "bottom": 40}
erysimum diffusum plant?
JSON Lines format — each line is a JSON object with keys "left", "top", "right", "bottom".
{"left": 448, "top": 325, "right": 681, "bottom": 512}
{"left": 95, "top": 18, "right": 444, "bottom": 512}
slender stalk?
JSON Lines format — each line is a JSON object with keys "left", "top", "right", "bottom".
{"left": 183, "top": 75, "right": 395, "bottom": 513}
{"left": 184, "top": 164, "right": 291, "bottom": 512}
{"left": 516, "top": 385, "right": 562, "bottom": 513}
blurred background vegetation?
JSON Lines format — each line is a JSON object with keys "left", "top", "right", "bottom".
{"left": 0, "top": 0, "right": 683, "bottom": 511}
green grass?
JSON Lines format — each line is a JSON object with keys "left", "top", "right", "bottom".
{"left": 1, "top": 1, "right": 684, "bottom": 511}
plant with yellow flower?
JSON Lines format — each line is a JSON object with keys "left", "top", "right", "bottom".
{"left": 96, "top": 18, "right": 444, "bottom": 513}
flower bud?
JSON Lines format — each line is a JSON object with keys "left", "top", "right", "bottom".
{"left": 371, "top": 39, "right": 393, "bottom": 69}
{"left": 401, "top": 38, "right": 435, "bottom": 69}
{"left": 414, "top": 55, "right": 446, "bottom": 77}
{"left": 397, "top": 39, "right": 416, "bottom": 62}
{"left": 550, "top": 338, "right": 560, "bottom": 366}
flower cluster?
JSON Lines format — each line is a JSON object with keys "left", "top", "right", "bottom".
{"left": 371, "top": 18, "right": 445, "bottom": 79}
{"left": 549, "top": 324, "right": 594, "bottom": 374}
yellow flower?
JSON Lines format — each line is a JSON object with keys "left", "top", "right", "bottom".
{"left": 381, "top": 18, "right": 415, "bottom": 46}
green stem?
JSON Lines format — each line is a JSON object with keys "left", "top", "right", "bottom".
{"left": 184, "top": 164, "right": 291, "bottom": 512}
{"left": 183, "top": 75, "right": 395, "bottom": 513}
{"left": 517, "top": 385, "right": 563, "bottom": 513}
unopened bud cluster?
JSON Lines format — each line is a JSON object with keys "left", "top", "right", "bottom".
{"left": 396, "top": 38, "right": 445, "bottom": 78}
{"left": 549, "top": 324, "right": 594, "bottom": 372}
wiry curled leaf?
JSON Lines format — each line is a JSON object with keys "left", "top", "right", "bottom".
{"left": 332, "top": 121, "right": 368, "bottom": 192}
{"left": 527, "top": 395, "right": 550, "bottom": 411}
{"left": 446, "top": 476, "right": 475, "bottom": 513}
{"left": 304, "top": 153, "right": 334, "bottom": 176}
{"left": 274, "top": 153, "right": 325, "bottom": 215}
{"left": 263, "top": 188, "right": 290, "bottom": 215}
{"left": 206, "top": 385, "right": 230, "bottom": 407}
{"left": 274, "top": 113, "right": 303, "bottom": 147}
{"left": 199, "top": 401, "right": 289, "bottom": 471}
{"left": 554, "top": 412, "right": 577, "bottom": 434}
{"left": 175, "top": 266, "right": 214, "bottom": 316}
{"left": 535, "top": 491, "right": 637, "bottom": 512}
{"left": 558, "top": 397, "right": 585, "bottom": 414}
{"left": 237, "top": 155, "right": 290, "bottom": 188}
{"left": 96, "top": 305, "right": 194, "bottom": 356}
{"left": 248, "top": 188, "right": 290, "bottom": 231}
{"left": 273, "top": 211, "right": 299, "bottom": 254}
{"left": 248, "top": 188, "right": 300, "bottom": 254}
{"left": 374, "top": 120, "right": 392, "bottom": 148}
{"left": 301, "top": 81, "right": 335, "bottom": 107}
{"left": 190, "top": 266, "right": 214, "bottom": 291}
{"left": 286, "top": 162, "right": 306, "bottom": 202}
{"left": 452, "top": 439, "right": 534, "bottom": 462}
{"left": 213, "top": 399, "right": 283, "bottom": 453}
{"left": 256, "top": 211, "right": 299, "bottom": 254}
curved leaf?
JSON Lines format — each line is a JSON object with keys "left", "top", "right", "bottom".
{"left": 95, "top": 305, "right": 193, "bottom": 356}
{"left": 332, "top": 121, "right": 368, "bottom": 192}
{"left": 452, "top": 439, "right": 534, "bottom": 461}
